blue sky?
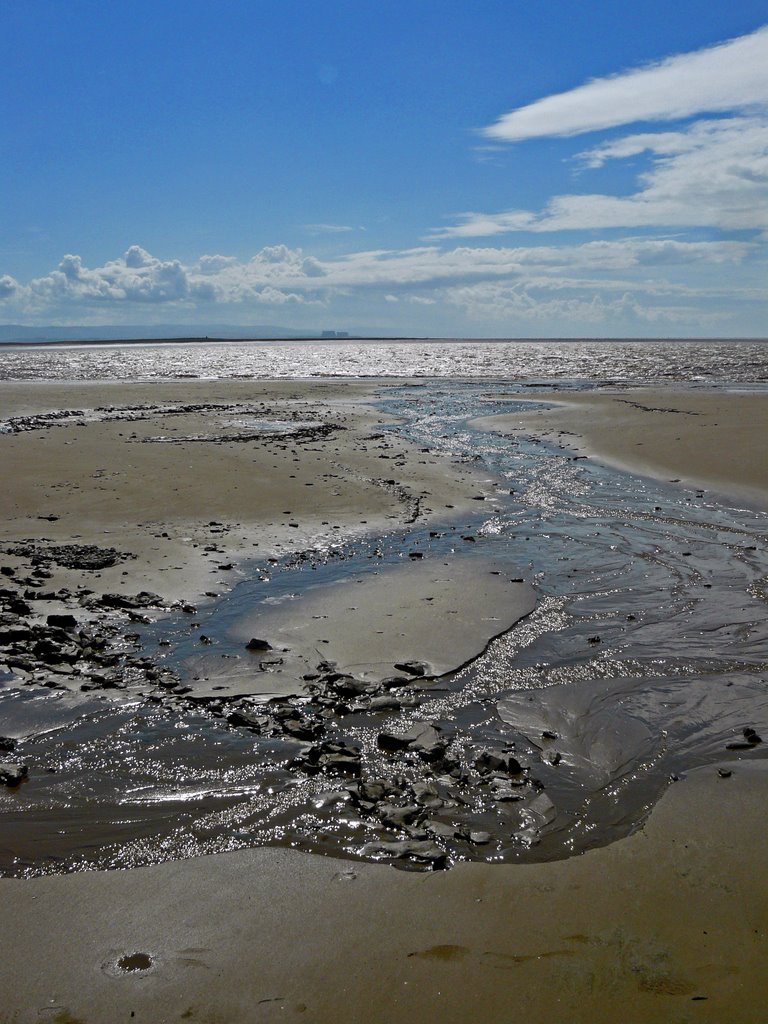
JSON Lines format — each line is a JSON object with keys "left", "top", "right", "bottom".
{"left": 1, "top": 0, "right": 767, "bottom": 337}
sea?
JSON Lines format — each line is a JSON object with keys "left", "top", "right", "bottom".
{"left": 0, "top": 337, "right": 767, "bottom": 384}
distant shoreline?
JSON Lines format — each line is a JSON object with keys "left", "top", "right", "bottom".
{"left": 1, "top": 335, "right": 767, "bottom": 349}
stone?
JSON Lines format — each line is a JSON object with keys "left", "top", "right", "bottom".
{"left": 326, "top": 675, "right": 374, "bottom": 697}
{"left": 360, "top": 839, "right": 448, "bottom": 869}
{"left": 378, "top": 803, "right": 424, "bottom": 829}
{"left": 227, "top": 708, "right": 271, "bottom": 732}
{"left": 4, "top": 543, "right": 124, "bottom": 570}
{"left": 367, "top": 695, "right": 402, "bottom": 712}
{"left": 0, "top": 737, "right": 16, "bottom": 752}
{"left": 0, "top": 762, "right": 28, "bottom": 786}
{"left": 99, "top": 591, "right": 164, "bottom": 610}
{"left": 45, "top": 613, "right": 78, "bottom": 631}
{"left": 245, "top": 637, "right": 272, "bottom": 652}
{"left": 469, "top": 831, "right": 492, "bottom": 845}
{"left": 474, "top": 748, "right": 523, "bottom": 776}
{"left": 410, "top": 782, "right": 443, "bottom": 808}
{"left": 426, "top": 820, "right": 460, "bottom": 839}
{"left": 393, "top": 660, "right": 429, "bottom": 677}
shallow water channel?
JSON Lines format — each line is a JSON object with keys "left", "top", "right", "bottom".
{"left": 2, "top": 380, "right": 767, "bottom": 874}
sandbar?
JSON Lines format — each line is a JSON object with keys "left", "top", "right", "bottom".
{"left": 472, "top": 388, "right": 768, "bottom": 509}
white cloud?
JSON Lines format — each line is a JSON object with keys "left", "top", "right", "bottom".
{"left": 443, "top": 281, "right": 730, "bottom": 328}
{"left": 0, "top": 238, "right": 762, "bottom": 335}
{"left": 0, "top": 275, "right": 19, "bottom": 298}
{"left": 435, "top": 116, "right": 768, "bottom": 237}
{"left": 483, "top": 25, "right": 768, "bottom": 142}
{"left": 304, "top": 223, "right": 360, "bottom": 234}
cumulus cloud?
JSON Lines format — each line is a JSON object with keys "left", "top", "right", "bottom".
{"left": 483, "top": 25, "right": 768, "bottom": 142}
{"left": 0, "top": 237, "right": 761, "bottom": 334}
{"left": 0, "top": 275, "right": 20, "bottom": 298}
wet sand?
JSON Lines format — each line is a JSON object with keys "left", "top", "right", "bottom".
{"left": 473, "top": 388, "right": 768, "bottom": 510}
{"left": 1, "top": 380, "right": 768, "bottom": 1022}
{"left": 1, "top": 761, "right": 766, "bottom": 1023}
{"left": 0, "top": 378, "right": 491, "bottom": 605}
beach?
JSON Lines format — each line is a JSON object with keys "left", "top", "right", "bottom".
{"left": 0, "top": 371, "right": 767, "bottom": 1022}
{"left": 473, "top": 388, "right": 768, "bottom": 511}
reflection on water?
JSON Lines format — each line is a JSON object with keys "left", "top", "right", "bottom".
{"left": 1, "top": 379, "right": 767, "bottom": 875}
{"left": 1, "top": 338, "right": 767, "bottom": 384}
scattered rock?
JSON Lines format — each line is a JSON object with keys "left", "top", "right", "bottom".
{"left": 0, "top": 763, "right": 28, "bottom": 786}
{"left": 474, "top": 748, "right": 523, "bottom": 777}
{"left": 4, "top": 543, "right": 125, "bottom": 570}
{"left": 99, "top": 591, "right": 164, "bottom": 610}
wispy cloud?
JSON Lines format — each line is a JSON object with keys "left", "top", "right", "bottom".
{"left": 433, "top": 116, "right": 768, "bottom": 237}
{"left": 304, "top": 223, "right": 362, "bottom": 234}
{"left": 483, "top": 25, "right": 768, "bottom": 142}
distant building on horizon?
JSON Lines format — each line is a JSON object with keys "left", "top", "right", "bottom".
{"left": 320, "top": 330, "right": 349, "bottom": 339}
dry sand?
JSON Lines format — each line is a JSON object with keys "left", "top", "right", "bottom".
{"left": 472, "top": 388, "right": 768, "bottom": 510}
{"left": 2, "top": 380, "right": 767, "bottom": 1023}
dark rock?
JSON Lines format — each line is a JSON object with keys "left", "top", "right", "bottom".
{"left": 469, "top": 831, "right": 491, "bottom": 845}
{"left": 717, "top": 767, "right": 732, "bottom": 778}
{"left": 425, "top": 820, "right": 460, "bottom": 840}
{"left": 0, "top": 737, "right": 16, "bottom": 752}
{"left": 743, "top": 727, "right": 762, "bottom": 744}
{"left": 32, "top": 638, "right": 79, "bottom": 664}
{"left": 378, "top": 722, "right": 447, "bottom": 763}
{"left": 281, "top": 717, "right": 323, "bottom": 741}
{"left": 227, "top": 708, "right": 271, "bottom": 732}
{"left": 367, "top": 695, "right": 403, "bottom": 712}
{"left": 361, "top": 839, "right": 448, "bottom": 869}
{"left": 379, "top": 675, "right": 411, "bottom": 689}
{"left": 245, "top": 637, "right": 273, "bottom": 652}
{"left": 378, "top": 803, "right": 424, "bottom": 829}
{"left": 2, "top": 596, "right": 32, "bottom": 616}
{"left": 475, "top": 748, "right": 523, "bottom": 776}
{"left": 295, "top": 739, "right": 362, "bottom": 776}
{"left": 99, "top": 591, "right": 164, "bottom": 610}
{"left": 5, "top": 543, "right": 124, "bottom": 570}
{"left": 326, "top": 674, "right": 374, "bottom": 698}
{"left": 393, "top": 661, "right": 429, "bottom": 677}
{"left": 0, "top": 762, "right": 28, "bottom": 786}
{"left": 410, "top": 781, "right": 443, "bottom": 808}
{"left": 46, "top": 614, "right": 78, "bottom": 630}
{"left": 0, "top": 625, "right": 34, "bottom": 645}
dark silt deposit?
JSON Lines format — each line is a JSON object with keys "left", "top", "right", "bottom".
{"left": 1, "top": 381, "right": 767, "bottom": 875}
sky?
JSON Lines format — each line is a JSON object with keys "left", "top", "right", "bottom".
{"left": 1, "top": 0, "right": 767, "bottom": 338}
